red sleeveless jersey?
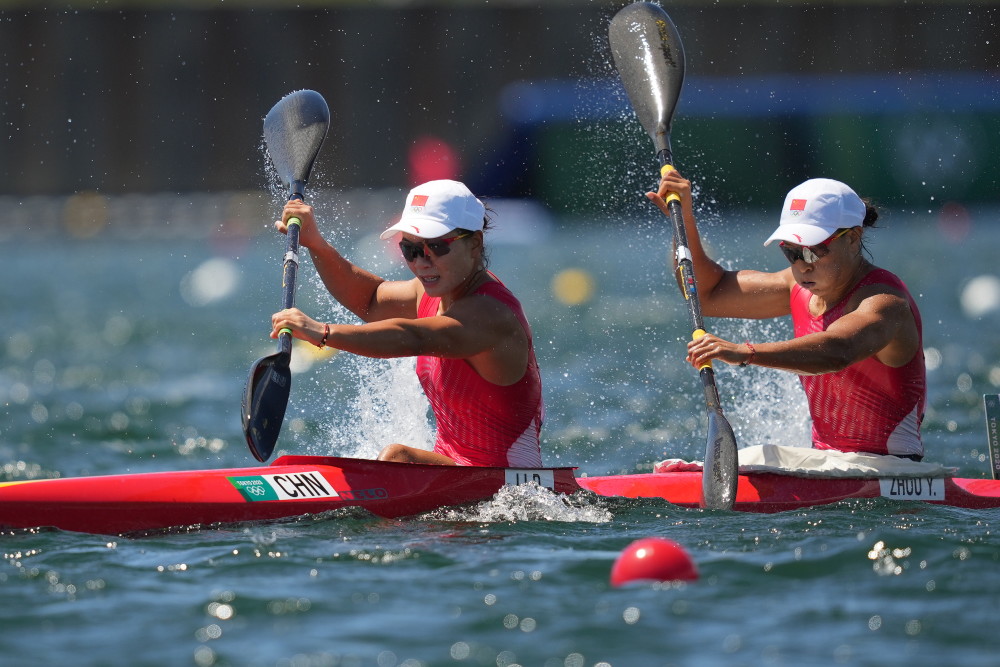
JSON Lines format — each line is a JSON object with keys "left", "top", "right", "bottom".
{"left": 791, "top": 268, "right": 925, "bottom": 457}
{"left": 415, "top": 277, "right": 543, "bottom": 466}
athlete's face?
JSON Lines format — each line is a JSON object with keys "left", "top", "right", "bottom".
{"left": 787, "top": 227, "right": 863, "bottom": 300}
{"left": 400, "top": 231, "right": 482, "bottom": 298}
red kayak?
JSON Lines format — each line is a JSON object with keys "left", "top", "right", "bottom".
{"left": 0, "top": 456, "right": 579, "bottom": 535}
{"left": 2, "top": 455, "right": 999, "bottom": 535}
{"left": 577, "top": 470, "right": 1000, "bottom": 512}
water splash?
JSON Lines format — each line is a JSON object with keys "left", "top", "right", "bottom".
{"left": 711, "top": 318, "right": 812, "bottom": 449}
{"left": 431, "top": 484, "right": 612, "bottom": 524}
{"left": 295, "top": 352, "right": 434, "bottom": 460}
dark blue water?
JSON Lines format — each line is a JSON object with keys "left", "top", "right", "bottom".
{"left": 2, "top": 194, "right": 999, "bottom": 666}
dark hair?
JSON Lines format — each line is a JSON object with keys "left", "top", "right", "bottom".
{"left": 859, "top": 197, "right": 879, "bottom": 258}
{"left": 861, "top": 198, "right": 879, "bottom": 228}
{"left": 454, "top": 203, "right": 495, "bottom": 269}
{"left": 483, "top": 202, "right": 495, "bottom": 233}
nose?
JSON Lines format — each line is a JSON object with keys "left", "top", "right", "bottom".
{"left": 411, "top": 247, "right": 433, "bottom": 266}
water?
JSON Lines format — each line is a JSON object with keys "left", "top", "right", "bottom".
{"left": 2, "top": 195, "right": 1000, "bottom": 666}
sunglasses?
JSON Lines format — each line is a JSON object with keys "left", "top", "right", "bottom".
{"left": 398, "top": 231, "right": 473, "bottom": 262}
{"left": 779, "top": 228, "right": 852, "bottom": 264}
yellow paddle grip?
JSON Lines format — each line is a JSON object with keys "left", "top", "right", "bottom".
{"left": 659, "top": 163, "right": 681, "bottom": 205}
{"left": 692, "top": 328, "right": 713, "bottom": 370}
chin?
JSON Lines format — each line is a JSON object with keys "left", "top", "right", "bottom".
{"left": 421, "top": 281, "right": 449, "bottom": 296}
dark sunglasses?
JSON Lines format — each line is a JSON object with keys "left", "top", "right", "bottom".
{"left": 398, "top": 231, "right": 473, "bottom": 262}
{"left": 779, "top": 228, "right": 851, "bottom": 264}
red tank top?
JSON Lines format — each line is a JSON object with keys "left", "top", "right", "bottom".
{"left": 415, "top": 277, "right": 543, "bottom": 466}
{"left": 791, "top": 268, "right": 925, "bottom": 456}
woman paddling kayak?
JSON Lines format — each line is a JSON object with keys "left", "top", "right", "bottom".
{"left": 647, "top": 171, "right": 926, "bottom": 461}
{"left": 270, "top": 180, "right": 543, "bottom": 467}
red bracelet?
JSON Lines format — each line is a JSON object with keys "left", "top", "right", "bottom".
{"left": 740, "top": 341, "right": 756, "bottom": 367}
{"left": 318, "top": 323, "right": 330, "bottom": 348}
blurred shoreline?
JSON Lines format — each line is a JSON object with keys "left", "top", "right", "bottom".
{"left": 1, "top": 3, "right": 996, "bottom": 212}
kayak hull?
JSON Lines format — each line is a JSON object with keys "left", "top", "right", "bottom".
{"left": 3, "top": 456, "right": 1000, "bottom": 535}
{"left": 0, "top": 455, "right": 580, "bottom": 535}
{"left": 578, "top": 471, "right": 1000, "bottom": 512}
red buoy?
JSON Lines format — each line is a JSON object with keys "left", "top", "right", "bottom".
{"left": 610, "top": 537, "right": 699, "bottom": 586}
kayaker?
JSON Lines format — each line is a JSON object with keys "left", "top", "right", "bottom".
{"left": 270, "top": 179, "right": 543, "bottom": 467}
{"left": 647, "top": 170, "right": 926, "bottom": 461}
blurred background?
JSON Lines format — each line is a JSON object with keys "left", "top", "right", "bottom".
{"left": 0, "top": 0, "right": 997, "bottom": 233}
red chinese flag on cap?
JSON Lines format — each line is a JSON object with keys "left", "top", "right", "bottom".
{"left": 789, "top": 198, "right": 807, "bottom": 211}
{"left": 411, "top": 194, "right": 429, "bottom": 207}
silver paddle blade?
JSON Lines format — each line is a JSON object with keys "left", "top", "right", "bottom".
{"left": 608, "top": 2, "right": 686, "bottom": 156}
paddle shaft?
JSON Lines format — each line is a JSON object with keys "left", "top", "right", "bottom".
{"left": 277, "top": 203, "right": 303, "bottom": 357}
{"left": 658, "top": 160, "right": 728, "bottom": 419}
{"left": 658, "top": 156, "right": 738, "bottom": 509}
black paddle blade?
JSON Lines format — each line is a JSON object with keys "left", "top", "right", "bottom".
{"left": 242, "top": 349, "right": 292, "bottom": 462}
{"left": 263, "top": 89, "right": 331, "bottom": 198}
{"left": 608, "top": 2, "right": 686, "bottom": 157}
{"left": 702, "top": 406, "right": 739, "bottom": 510}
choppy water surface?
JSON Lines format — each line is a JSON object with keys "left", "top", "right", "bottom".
{"left": 2, "top": 196, "right": 999, "bottom": 666}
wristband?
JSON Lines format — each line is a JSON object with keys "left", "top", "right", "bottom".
{"left": 318, "top": 323, "right": 330, "bottom": 348}
{"left": 740, "top": 341, "right": 756, "bottom": 367}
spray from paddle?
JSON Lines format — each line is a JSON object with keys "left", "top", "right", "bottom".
{"left": 316, "top": 355, "right": 435, "bottom": 460}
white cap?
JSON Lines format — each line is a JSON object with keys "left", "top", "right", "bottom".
{"left": 763, "top": 178, "right": 866, "bottom": 247}
{"left": 379, "top": 180, "right": 485, "bottom": 240}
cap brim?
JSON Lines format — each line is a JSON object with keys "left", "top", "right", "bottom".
{"left": 379, "top": 217, "right": 456, "bottom": 240}
{"left": 763, "top": 223, "right": 839, "bottom": 247}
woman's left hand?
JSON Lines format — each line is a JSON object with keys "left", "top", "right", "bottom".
{"left": 686, "top": 333, "right": 745, "bottom": 368}
{"left": 271, "top": 308, "right": 325, "bottom": 347}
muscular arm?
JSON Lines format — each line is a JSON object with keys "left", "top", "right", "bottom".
{"left": 687, "top": 289, "right": 920, "bottom": 375}
{"left": 272, "top": 292, "right": 530, "bottom": 386}
{"left": 647, "top": 171, "right": 792, "bottom": 320}
{"left": 307, "top": 242, "right": 420, "bottom": 322}
{"left": 278, "top": 199, "right": 419, "bottom": 322}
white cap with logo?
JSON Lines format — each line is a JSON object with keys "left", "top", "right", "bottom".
{"left": 380, "top": 179, "right": 485, "bottom": 240}
{"left": 764, "top": 178, "right": 866, "bottom": 247}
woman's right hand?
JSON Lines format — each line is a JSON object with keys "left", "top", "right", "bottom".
{"left": 645, "top": 168, "right": 693, "bottom": 215}
{"left": 275, "top": 199, "right": 325, "bottom": 250}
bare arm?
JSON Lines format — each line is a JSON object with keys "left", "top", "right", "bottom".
{"left": 646, "top": 170, "right": 792, "bottom": 320}
{"left": 687, "top": 289, "right": 919, "bottom": 375}
{"left": 271, "top": 291, "right": 530, "bottom": 386}
{"left": 277, "top": 200, "right": 419, "bottom": 322}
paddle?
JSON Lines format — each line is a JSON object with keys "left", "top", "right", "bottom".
{"left": 242, "top": 89, "right": 331, "bottom": 462}
{"left": 609, "top": 2, "right": 738, "bottom": 509}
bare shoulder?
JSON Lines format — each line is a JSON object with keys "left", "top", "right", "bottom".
{"left": 446, "top": 288, "right": 524, "bottom": 336}
{"left": 849, "top": 282, "right": 913, "bottom": 318}
{"left": 846, "top": 283, "right": 919, "bottom": 367}
{"left": 372, "top": 277, "right": 423, "bottom": 319}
